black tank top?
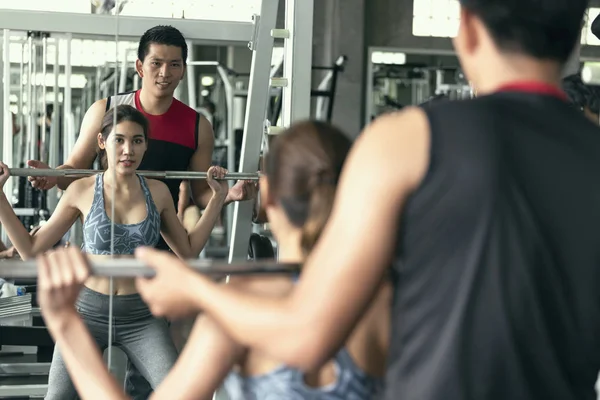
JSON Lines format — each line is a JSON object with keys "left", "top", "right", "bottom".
{"left": 385, "top": 83, "right": 600, "bottom": 400}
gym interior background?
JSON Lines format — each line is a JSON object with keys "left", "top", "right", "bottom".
{"left": 1, "top": 0, "right": 600, "bottom": 398}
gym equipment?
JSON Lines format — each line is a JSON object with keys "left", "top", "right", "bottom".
{"left": 248, "top": 233, "right": 275, "bottom": 260}
{"left": 0, "top": 259, "right": 299, "bottom": 279}
{"left": 9, "top": 168, "right": 260, "bottom": 181}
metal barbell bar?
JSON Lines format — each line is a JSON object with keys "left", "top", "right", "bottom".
{"left": 8, "top": 168, "right": 260, "bottom": 181}
{"left": 0, "top": 259, "right": 300, "bottom": 279}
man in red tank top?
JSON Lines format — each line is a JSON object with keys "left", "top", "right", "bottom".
{"left": 28, "top": 26, "right": 254, "bottom": 212}
{"left": 26, "top": 25, "right": 255, "bottom": 400}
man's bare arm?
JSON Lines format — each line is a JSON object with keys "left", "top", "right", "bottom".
{"left": 29, "top": 99, "right": 106, "bottom": 190}
{"left": 189, "top": 116, "right": 215, "bottom": 209}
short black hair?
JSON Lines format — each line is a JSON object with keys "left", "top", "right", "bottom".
{"left": 459, "top": 0, "right": 588, "bottom": 63}
{"left": 138, "top": 25, "right": 188, "bottom": 64}
{"left": 562, "top": 73, "right": 600, "bottom": 114}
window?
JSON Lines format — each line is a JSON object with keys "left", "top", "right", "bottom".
{"left": 581, "top": 8, "right": 600, "bottom": 46}
{"left": 119, "top": 0, "right": 261, "bottom": 22}
{"left": 412, "top": 0, "right": 460, "bottom": 38}
{"left": 413, "top": 1, "right": 600, "bottom": 46}
{"left": 0, "top": 0, "right": 89, "bottom": 13}
{"left": 9, "top": 38, "right": 138, "bottom": 68}
{"left": 0, "top": 0, "right": 261, "bottom": 21}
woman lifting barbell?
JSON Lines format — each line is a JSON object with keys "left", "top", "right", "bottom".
{"left": 31, "top": 120, "right": 392, "bottom": 400}
{"left": 0, "top": 104, "right": 229, "bottom": 399}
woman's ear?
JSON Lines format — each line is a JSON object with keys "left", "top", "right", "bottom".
{"left": 97, "top": 133, "right": 105, "bottom": 149}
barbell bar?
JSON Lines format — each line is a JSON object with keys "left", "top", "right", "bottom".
{"left": 0, "top": 259, "right": 300, "bottom": 279}
{"left": 8, "top": 168, "right": 260, "bottom": 181}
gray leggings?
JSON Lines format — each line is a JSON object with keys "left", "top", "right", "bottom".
{"left": 45, "top": 286, "right": 178, "bottom": 400}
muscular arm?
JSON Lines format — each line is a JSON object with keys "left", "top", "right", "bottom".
{"left": 189, "top": 117, "right": 215, "bottom": 209}
{"left": 56, "top": 99, "right": 106, "bottom": 189}
{"left": 171, "top": 109, "right": 431, "bottom": 370}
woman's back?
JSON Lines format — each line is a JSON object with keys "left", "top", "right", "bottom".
{"left": 223, "top": 275, "right": 391, "bottom": 399}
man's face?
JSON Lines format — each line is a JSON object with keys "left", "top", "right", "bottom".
{"left": 136, "top": 43, "right": 185, "bottom": 98}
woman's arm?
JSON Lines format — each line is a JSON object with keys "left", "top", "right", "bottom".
{"left": 157, "top": 167, "right": 227, "bottom": 259}
{"left": 152, "top": 315, "right": 245, "bottom": 400}
{"left": 37, "top": 248, "right": 129, "bottom": 400}
{"left": 0, "top": 164, "right": 80, "bottom": 260}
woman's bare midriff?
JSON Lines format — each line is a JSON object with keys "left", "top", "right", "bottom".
{"left": 84, "top": 253, "right": 138, "bottom": 295}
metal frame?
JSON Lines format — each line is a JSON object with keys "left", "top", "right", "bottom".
{"left": 281, "top": 0, "right": 314, "bottom": 126}
{"left": 2, "top": 30, "right": 11, "bottom": 246}
{"left": 228, "top": 0, "right": 280, "bottom": 261}
{"left": 0, "top": 10, "right": 254, "bottom": 44}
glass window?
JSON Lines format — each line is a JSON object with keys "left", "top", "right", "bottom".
{"left": 412, "top": 0, "right": 460, "bottom": 38}
{"left": 0, "top": 0, "right": 89, "bottom": 13}
{"left": 413, "top": 1, "right": 600, "bottom": 46}
{"left": 581, "top": 8, "right": 600, "bottom": 46}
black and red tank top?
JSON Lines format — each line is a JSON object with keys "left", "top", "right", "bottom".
{"left": 385, "top": 82, "right": 600, "bottom": 400}
{"left": 105, "top": 90, "right": 199, "bottom": 207}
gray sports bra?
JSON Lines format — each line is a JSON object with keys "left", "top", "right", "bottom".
{"left": 82, "top": 174, "right": 161, "bottom": 255}
{"left": 223, "top": 348, "right": 384, "bottom": 400}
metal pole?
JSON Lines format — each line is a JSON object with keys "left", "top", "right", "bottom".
{"left": 281, "top": 0, "right": 314, "bottom": 126}
{"left": 41, "top": 35, "right": 48, "bottom": 164}
{"left": 32, "top": 41, "right": 38, "bottom": 161}
{"left": 118, "top": 47, "right": 127, "bottom": 93}
{"left": 186, "top": 41, "right": 197, "bottom": 110}
{"left": 365, "top": 48, "right": 374, "bottom": 125}
{"left": 63, "top": 33, "right": 71, "bottom": 157}
{"left": 27, "top": 35, "right": 34, "bottom": 163}
{"left": 0, "top": 259, "right": 300, "bottom": 279}
{"left": 216, "top": 65, "right": 235, "bottom": 245}
{"left": 9, "top": 168, "right": 259, "bottom": 180}
{"left": 1, "top": 30, "right": 11, "bottom": 246}
{"left": 47, "top": 41, "right": 60, "bottom": 212}
{"left": 95, "top": 67, "right": 101, "bottom": 100}
{"left": 17, "top": 42, "right": 25, "bottom": 168}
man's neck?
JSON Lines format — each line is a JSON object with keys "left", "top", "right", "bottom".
{"left": 473, "top": 55, "right": 562, "bottom": 96}
{"left": 138, "top": 88, "right": 174, "bottom": 115}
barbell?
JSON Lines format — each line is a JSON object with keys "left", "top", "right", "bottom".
{"left": 8, "top": 168, "right": 260, "bottom": 181}
{"left": 0, "top": 258, "right": 300, "bottom": 279}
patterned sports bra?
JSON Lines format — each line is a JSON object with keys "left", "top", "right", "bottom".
{"left": 223, "top": 348, "right": 384, "bottom": 400}
{"left": 82, "top": 174, "right": 161, "bottom": 255}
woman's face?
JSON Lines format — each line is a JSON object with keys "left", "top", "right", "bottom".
{"left": 99, "top": 120, "right": 147, "bottom": 173}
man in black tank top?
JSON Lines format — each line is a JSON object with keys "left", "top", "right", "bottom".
{"left": 134, "top": 1, "right": 600, "bottom": 399}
